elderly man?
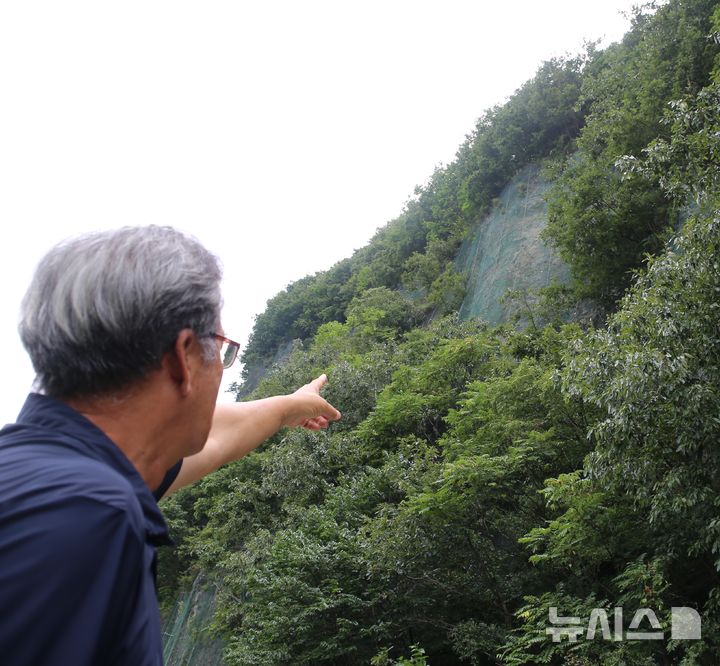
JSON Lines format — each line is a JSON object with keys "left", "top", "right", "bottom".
{"left": 0, "top": 226, "right": 341, "bottom": 665}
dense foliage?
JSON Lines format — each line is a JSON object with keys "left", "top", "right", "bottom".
{"left": 159, "top": 1, "right": 720, "bottom": 663}
{"left": 542, "top": 0, "right": 718, "bottom": 305}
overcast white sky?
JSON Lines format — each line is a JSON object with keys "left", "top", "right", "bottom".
{"left": 0, "top": 0, "right": 641, "bottom": 425}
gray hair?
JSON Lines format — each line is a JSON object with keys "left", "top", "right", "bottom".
{"left": 19, "top": 225, "right": 223, "bottom": 399}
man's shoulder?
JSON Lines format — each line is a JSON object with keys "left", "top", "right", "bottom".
{"left": 0, "top": 429, "right": 144, "bottom": 533}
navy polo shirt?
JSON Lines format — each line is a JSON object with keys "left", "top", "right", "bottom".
{"left": 0, "top": 393, "right": 181, "bottom": 665}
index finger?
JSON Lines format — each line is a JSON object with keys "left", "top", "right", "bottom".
{"left": 304, "top": 374, "right": 328, "bottom": 393}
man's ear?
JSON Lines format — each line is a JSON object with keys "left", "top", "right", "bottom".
{"left": 164, "top": 329, "right": 196, "bottom": 397}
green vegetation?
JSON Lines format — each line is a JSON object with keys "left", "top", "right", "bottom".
{"left": 159, "top": 1, "right": 720, "bottom": 663}
{"left": 543, "top": 0, "right": 718, "bottom": 304}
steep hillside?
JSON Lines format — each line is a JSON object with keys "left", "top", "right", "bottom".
{"left": 159, "top": 1, "right": 720, "bottom": 663}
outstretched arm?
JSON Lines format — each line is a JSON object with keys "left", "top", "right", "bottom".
{"left": 161, "top": 375, "right": 341, "bottom": 497}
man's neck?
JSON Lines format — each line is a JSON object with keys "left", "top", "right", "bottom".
{"left": 64, "top": 379, "right": 180, "bottom": 492}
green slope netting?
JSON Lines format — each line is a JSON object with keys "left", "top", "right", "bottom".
{"left": 456, "top": 161, "right": 569, "bottom": 324}
{"left": 162, "top": 575, "right": 223, "bottom": 666}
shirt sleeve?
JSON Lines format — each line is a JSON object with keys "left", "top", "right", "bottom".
{"left": 153, "top": 459, "right": 183, "bottom": 501}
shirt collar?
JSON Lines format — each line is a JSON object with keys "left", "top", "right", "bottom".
{"left": 11, "top": 393, "right": 171, "bottom": 545}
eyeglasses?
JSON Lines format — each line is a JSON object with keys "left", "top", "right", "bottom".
{"left": 211, "top": 333, "right": 241, "bottom": 370}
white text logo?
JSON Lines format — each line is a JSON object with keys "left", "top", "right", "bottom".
{"left": 546, "top": 606, "right": 701, "bottom": 642}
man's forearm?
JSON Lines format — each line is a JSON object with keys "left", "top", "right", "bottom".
{"left": 161, "top": 376, "right": 340, "bottom": 497}
{"left": 163, "top": 397, "right": 294, "bottom": 496}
